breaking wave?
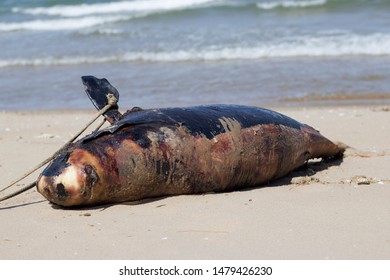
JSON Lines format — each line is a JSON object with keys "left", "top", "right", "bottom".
{"left": 2, "top": 0, "right": 218, "bottom": 32}
{"left": 1, "top": 32, "right": 390, "bottom": 67}
{"left": 11, "top": 0, "right": 216, "bottom": 17}
{"left": 0, "top": 15, "right": 130, "bottom": 31}
{"left": 1, "top": 0, "right": 366, "bottom": 32}
{"left": 256, "top": 0, "right": 328, "bottom": 10}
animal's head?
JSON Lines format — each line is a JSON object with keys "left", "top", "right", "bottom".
{"left": 36, "top": 148, "right": 101, "bottom": 207}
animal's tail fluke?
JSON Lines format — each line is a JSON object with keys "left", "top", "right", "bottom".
{"left": 333, "top": 141, "right": 349, "bottom": 157}
{"left": 302, "top": 125, "right": 347, "bottom": 160}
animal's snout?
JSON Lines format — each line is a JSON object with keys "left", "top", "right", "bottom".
{"left": 56, "top": 183, "right": 68, "bottom": 201}
{"left": 37, "top": 162, "right": 90, "bottom": 206}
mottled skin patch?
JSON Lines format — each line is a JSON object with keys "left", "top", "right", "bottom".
{"left": 36, "top": 105, "right": 344, "bottom": 207}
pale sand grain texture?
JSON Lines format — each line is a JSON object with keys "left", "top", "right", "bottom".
{"left": 0, "top": 106, "right": 389, "bottom": 259}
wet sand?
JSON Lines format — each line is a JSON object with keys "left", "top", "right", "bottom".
{"left": 0, "top": 106, "right": 389, "bottom": 259}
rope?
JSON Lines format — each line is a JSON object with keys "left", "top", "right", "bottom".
{"left": 0, "top": 94, "right": 117, "bottom": 202}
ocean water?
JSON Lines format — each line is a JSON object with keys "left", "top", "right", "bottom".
{"left": 1, "top": 0, "right": 390, "bottom": 110}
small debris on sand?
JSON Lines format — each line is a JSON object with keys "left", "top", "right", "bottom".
{"left": 291, "top": 176, "right": 320, "bottom": 185}
{"left": 348, "top": 175, "right": 378, "bottom": 186}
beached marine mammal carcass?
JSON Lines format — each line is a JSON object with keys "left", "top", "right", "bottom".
{"left": 36, "top": 76, "right": 345, "bottom": 207}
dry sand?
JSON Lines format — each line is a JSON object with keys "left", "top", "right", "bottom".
{"left": 0, "top": 106, "right": 389, "bottom": 260}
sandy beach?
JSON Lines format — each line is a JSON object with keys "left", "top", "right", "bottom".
{"left": 0, "top": 106, "right": 389, "bottom": 260}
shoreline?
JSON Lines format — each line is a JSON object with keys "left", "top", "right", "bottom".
{"left": 1, "top": 101, "right": 390, "bottom": 114}
{"left": 0, "top": 105, "right": 389, "bottom": 259}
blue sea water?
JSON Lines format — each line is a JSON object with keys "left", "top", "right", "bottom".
{"left": 1, "top": 0, "right": 390, "bottom": 110}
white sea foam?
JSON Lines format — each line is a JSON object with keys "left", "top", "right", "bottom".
{"left": 12, "top": 0, "right": 216, "bottom": 17}
{"left": 257, "top": 0, "right": 327, "bottom": 10}
{"left": 0, "top": 56, "right": 117, "bottom": 68}
{"left": 0, "top": 15, "right": 129, "bottom": 31}
{"left": 122, "top": 33, "right": 390, "bottom": 60}
{"left": 1, "top": 33, "right": 389, "bottom": 67}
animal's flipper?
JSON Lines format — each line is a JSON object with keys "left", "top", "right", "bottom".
{"left": 81, "top": 76, "right": 122, "bottom": 124}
